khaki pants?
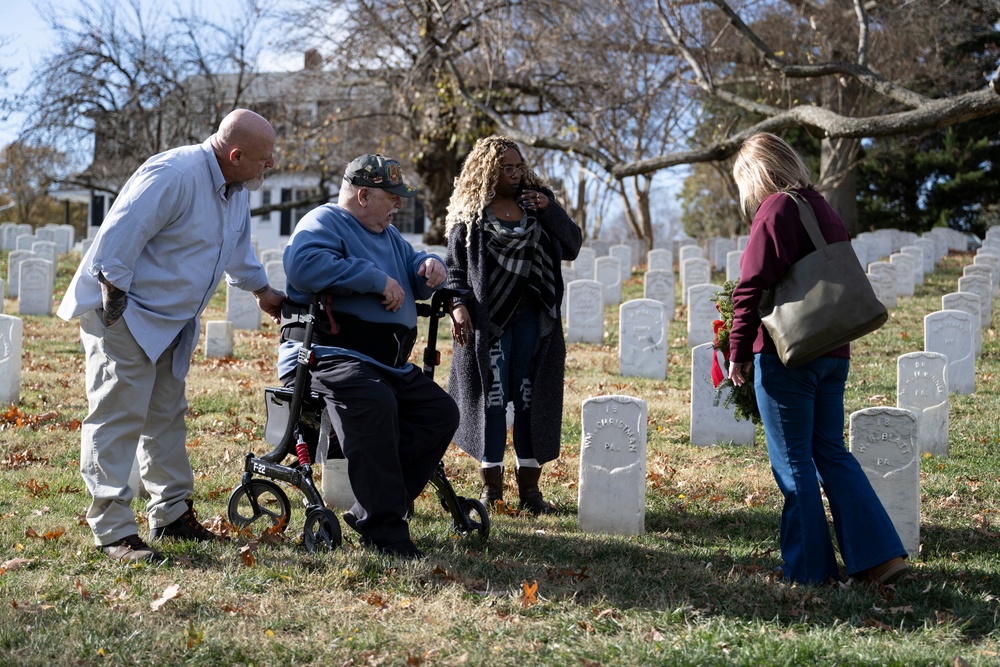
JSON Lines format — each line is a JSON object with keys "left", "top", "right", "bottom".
{"left": 79, "top": 310, "right": 193, "bottom": 546}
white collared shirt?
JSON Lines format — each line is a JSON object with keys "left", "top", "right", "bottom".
{"left": 58, "top": 138, "right": 267, "bottom": 378}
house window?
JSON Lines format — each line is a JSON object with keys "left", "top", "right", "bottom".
{"left": 260, "top": 189, "right": 272, "bottom": 222}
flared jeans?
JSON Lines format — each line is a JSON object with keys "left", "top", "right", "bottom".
{"left": 754, "top": 353, "right": 907, "bottom": 584}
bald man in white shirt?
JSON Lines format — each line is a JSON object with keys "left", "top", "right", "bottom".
{"left": 58, "top": 109, "right": 285, "bottom": 563}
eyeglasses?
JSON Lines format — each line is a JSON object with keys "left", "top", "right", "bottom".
{"left": 500, "top": 164, "right": 525, "bottom": 177}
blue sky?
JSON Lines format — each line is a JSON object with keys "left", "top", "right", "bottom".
{"left": 1, "top": 0, "right": 49, "bottom": 146}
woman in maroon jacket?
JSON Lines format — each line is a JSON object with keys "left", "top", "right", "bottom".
{"left": 728, "top": 133, "right": 907, "bottom": 586}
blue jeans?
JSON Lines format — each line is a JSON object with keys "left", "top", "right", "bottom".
{"left": 755, "top": 353, "right": 907, "bottom": 584}
{"left": 484, "top": 301, "right": 540, "bottom": 464}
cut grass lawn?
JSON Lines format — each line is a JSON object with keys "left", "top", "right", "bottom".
{"left": 1, "top": 249, "right": 998, "bottom": 667}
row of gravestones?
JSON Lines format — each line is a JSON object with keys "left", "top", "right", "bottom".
{"left": 569, "top": 225, "right": 1000, "bottom": 546}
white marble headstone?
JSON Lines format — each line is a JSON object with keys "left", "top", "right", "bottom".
{"left": 687, "top": 284, "right": 723, "bottom": 347}
{"left": 609, "top": 244, "right": 633, "bottom": 283}
{"left": 642, "top": 269, "right": 674, "bottom": 318}
{"left": 924, "top": 310, "right": 975, "bottom": 394}
{"left": 941, "top": 292, "right": 981, "bottom": 357}
{"left": 578, "top": 395, "right": 647, "bottom": 535}
{"left": 565, "top": 280, "right": 605, "bottom": 344}
{"left": 18, "top": 259, "right": 54, "bottom": 316}
{"left": 574, "top": 247, "right": 596, "bottom": 280}
{"left": 594, "top": 256, "right": 622, "bottom": 305}
{"left": 849, "top": 407, "right": 920, "bottom": 557}
{"left": 680, "top": 257, "right": 711, "bottom": 306}
{"left": 689, "top": 343, "right": 756, "bottom": 446}
{"left": 226, "top": 283, "right": 261, "bottom": 330}
{"left": 204, "top": 320, "right": 235, "bottom": 358}
{"left": 958, "top": 274, "right": 992, "bottom": 328}
{"left": 6, "top": 249, "right": 37, "bottom": 298}
{"left": 619, "top": 299, "right": 667, "bottom": 379}
{"left": 725, "top": 250, "right": 743, "bottom": 283}
{"left": 889, "top": 253, "right": 915, "bottom": 296}
{"left": 867, "top": 262, "right": 898, "bottom": 308}
{"left": 897, "top": 352, "right": 949, "bottom": 458}
{"left": 0, "top": 315, "right": 23, "bottom": 405}
{"left": 899, "top": 246, "right": 925, "bottom": 285}
{"left": 646, "top": 248, "right": 672, "bottom": 273}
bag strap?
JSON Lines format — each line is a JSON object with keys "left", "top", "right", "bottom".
{"left": 785, "top": 191, "right": 831, "bottom": 257}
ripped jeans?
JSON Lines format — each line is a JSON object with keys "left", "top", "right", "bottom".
{"left": 483, "top": 300, "right": 540, "bottom": 464}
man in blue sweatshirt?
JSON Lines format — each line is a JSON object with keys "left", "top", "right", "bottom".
{"left": 280, "top": 154, "right": 458, "bottom": 559}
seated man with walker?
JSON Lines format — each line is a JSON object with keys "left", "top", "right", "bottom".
{"left": 279, "top": 154, "right": 459, "bottom": 560}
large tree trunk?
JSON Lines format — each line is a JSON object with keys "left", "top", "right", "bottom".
{"left": 819, "top": 137, "right": 860, "bottom": 236}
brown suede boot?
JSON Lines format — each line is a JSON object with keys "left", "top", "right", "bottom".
{"left": 516, "top": 466, "right": 556, "bottom": 515}
{"left": 479, "top": 466, "right": 504, "bottom": 511}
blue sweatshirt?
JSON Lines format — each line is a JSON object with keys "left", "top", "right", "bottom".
{"left": 278, "top": 203, "right": 443, "bottom": 378}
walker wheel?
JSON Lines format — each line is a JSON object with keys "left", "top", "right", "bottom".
{"left": 303, "top": 506, "right": 342, "bottom": 552}
{"left": 227, "top": 479, "right": 292, "bottom": 533}
{"left": 455, "top": 497, "right": 490, "bottom": 540}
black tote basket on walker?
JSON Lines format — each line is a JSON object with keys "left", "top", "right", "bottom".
{"left": 757, "top": 192, "right": 888, "bottom": 368}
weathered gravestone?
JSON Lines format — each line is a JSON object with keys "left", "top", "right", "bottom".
{"left": 594, "top": 256, "right": 622, "bottom": 305}
{"left": 889, "top": 253, "right": 915, "bottom": 297}
{"left": 578, "top": 395, "right": 647, "bottom": 535}
{"left": 609, "top": 244, "right": 633, "bottom": 283}
{"left": 31, "top": 240, "right": 58, "bottom": 286}
{"left": 849, "top": 407, "right": 920, "bottom": 557}
{"left": 226, "top": 283, "right": 261, "bottom": 330}
{"left": 710, "top": 238, "right": 735, "bottom": 271}
{"left": 680, "top": 257, "right": 711, "bottom": 306}
{"left": 726, "top": 250, "right": 743, "bottom": 283}
{"left": 867, "top": 270, "right": 896, "bottom": 309}
{"left": 204, "top": 320, "right": 235, "bottom": 358}
{"left": 265, "top": 260, "right": 287, "bottom": 293}
{"left": 851, "top": 238, "right": 871, "bottom": 271}
{"left": 690, "top": 343, "right": 756, "bottom": 447}
{"left": 687, "top": 283, "right": 723, "bottom": 347}
{"left": 259, "top": 248, "right": 282, "bottom": 267}
{"left": 18, "top": 259, "right": 54, "bottom": 316}
{"left": 589, "top": 239, "right": 610, "bottom": 257}
{"left": 642, "top": 269, "right": 674, "bottom": 318}
{"left": 646, "top": 248, "right": 672, "bottom": 273}
{"left": 0, "top": 314, "right": 22, "bottom": 405}
{"left": 867, "top": 262, "right": 898, "bottom": 307}
{"left": 565, "top": 280, "right": 605, "bottom": 344}
{"left": 574, "top": 247, "right": 596, "bottom": 281}
{"left": 619, "top": 299, "right": 667, "bottom": 379}
{"left": 897, "top": 352, "right": 949, "bottom": 458}
{"left": 900, "top": 246, "right": 925, "bottom": 285}
{"left": 924, "top": 310, "right": 975, "bottom": 394}
{"left": 913, "top": 238, "right": 938, "bottom": 274}
{"left": 678, "top": 244, "right": 703, "bottom": 267}
{"left": 15, "top": 234, "right": 37, "bottom": 251}
{"left": 0, "top": 223, "right": 17, "bottom": 251}
{"left": 958, "top": 274, "right": 992, "bottom": 328}
{"left": 974, "top": 252, "right": 999, "bottom": 293}
{"left": 6, "top": 249, "right": 37, "bottom": 298}
{"left": 941, "top": 292, "right": 982, "bottom": 357}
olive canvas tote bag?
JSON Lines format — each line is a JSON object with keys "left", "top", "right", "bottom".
{"left": 757, "top": 192, "right": 888, "bottom": 368}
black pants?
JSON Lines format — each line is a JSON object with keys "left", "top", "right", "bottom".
{"left": 309, "top": 356, "right": 459, "bottom": 546}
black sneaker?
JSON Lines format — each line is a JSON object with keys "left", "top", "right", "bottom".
{"left": 99, "top": 534, "right": 165, "bottom": 563}
{"left": 150, "top": 500, "right": 223, "bottom": 542}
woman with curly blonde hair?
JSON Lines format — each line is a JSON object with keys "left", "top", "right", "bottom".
{"left": 443, "top": 136, "right": 582, "bottom": 514}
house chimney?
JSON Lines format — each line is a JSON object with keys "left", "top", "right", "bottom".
{"left": 304, "top": 49, "right": 323, "bottom": 71}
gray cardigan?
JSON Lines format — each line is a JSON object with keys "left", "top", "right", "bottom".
{"left": 444, "top": 192, "right": 583, "bottom": 463}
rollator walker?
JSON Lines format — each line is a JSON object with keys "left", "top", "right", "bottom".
{"left": 227, "top": 288, "right": 489, "bottom": 552}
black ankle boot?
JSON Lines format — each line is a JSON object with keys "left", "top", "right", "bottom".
{"left": 516, "top": 466, "right": 556, "bottom": 515}
{"left": 479, "top": 466, "right": 504, "bottom": 510}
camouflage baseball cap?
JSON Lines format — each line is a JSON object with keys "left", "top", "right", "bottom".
{"left": 343, "top": 154, "right": 419, "bottom": 197}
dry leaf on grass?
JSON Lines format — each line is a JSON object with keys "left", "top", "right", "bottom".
{"left": 150, "top": 584, "right": 181, "bottom": 611}
{"left": 520, "top": 580, "right": 538, "bottom": 607}
{"left": 238, "top": 542, "right": 258, "bottom": 567}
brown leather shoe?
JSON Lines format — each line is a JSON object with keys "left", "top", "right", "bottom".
{"left": 149, "top": 500, "right": 223, "bottom": 542}
{"left": 99, "top": 534, "right": 165, "bottom": 563}
{"left": 857, "top": 557, "right": 908, "bottom": 586}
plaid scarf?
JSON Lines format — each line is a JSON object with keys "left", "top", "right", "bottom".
{"left": 483, "top": 211, "right": 558, "bottom": 341}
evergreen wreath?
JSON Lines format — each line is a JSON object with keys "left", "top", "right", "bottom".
{"left": 710, "top": 279, "right": 762, "bottom": 425}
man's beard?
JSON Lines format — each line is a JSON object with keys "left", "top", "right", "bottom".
{"left": 244, "top": 174, "right": 265, "bottom": 191}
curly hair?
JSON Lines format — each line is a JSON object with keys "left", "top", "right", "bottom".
{"left": 445, "top": 135, "right": 549, "bottom": 237}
